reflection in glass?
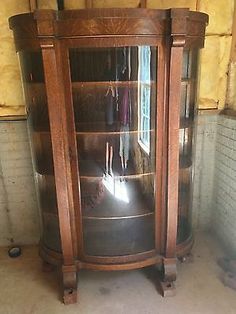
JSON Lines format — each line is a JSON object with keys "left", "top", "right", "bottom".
{"left": 138, "top": 46, "right": 151, "bottom": 154}
{"left": 69, "top": 46, "right": 157, "bottom": 256}
{"left": 180, "top": 83, "right": 190, "bottom": 121}
{"left": 182, "top": 50, "right": 190, "bottom": 79}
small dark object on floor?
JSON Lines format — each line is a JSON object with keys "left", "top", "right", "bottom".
{"left": 8, "top": 247, "right": 21, "bottom": 258}
{"left": 223, "top": 272, "right": 236, "bottom": 291}
{"left": 178, "top": 253, "right": 194, "bottom": 264}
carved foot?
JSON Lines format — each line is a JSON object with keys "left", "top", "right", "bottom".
{"left": 42, "top": 260, "right": 55, "bottom": 272}
{"left": 62, "top": 265, "right": 78, "bottom": 305}
{"left": 158, "top": 258, "right": 177, "bottom": 297}
{"left": 163, "top": 257, "right": 177, "bottom": 282}
{"left": 63, "top": 288, "right": 77, "bottom": 305}
{"left": 159, "top": 280, "right": 176, "bottom": 297}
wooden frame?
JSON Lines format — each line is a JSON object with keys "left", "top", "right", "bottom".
{"left": 29, "top": 0, "right": 38, "bottom": 12}
{"left": 9, "top": 8, "right": 208, "bottom": 304}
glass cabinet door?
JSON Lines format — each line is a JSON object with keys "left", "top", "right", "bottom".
{"left": 69, "top": 46, "right": 157, "bottom": 256}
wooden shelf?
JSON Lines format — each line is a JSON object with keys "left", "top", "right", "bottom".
{"left": 76, "top": 129, "right": 154, "bottom": 136}
{"left": 72, "top": 80, "right": 155, "bottom": 88}
{"left": 78, "top": 159, "right": 155, "bottom": 177}
{"left": 30, "top": 123, "right": 154, "bottom": 135}
{"left": 41, "top": 173, "right": 155, "bottom": 219}
{"left": 80, "top": 172, "right": 154, "bottom": 180}
{"left": 35, "top": 161, "right": 155, "bottom": 179}
{"left": 80, "top": 168, "right": 154, "bottom": 218}
{"left": 83, "top": 212, "right": 153, "bottom": 220}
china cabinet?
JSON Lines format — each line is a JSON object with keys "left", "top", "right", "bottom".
{"left": 9, "top": 8, "right": 208, "bottom": 304}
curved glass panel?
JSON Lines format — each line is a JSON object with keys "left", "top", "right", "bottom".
{"left": 177, "top": 49, "right": 198, "bottom": 244}
{"left": 18, "top": 51, "right": 61, "bottom": 252}
{"left": 69, "top": 46, "right": 157, "bottom": 256}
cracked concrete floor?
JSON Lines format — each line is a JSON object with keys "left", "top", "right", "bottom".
{"left": 0, "top": 232, "right": 236, "bottom": 314}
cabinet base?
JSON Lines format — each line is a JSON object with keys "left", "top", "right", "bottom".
{"left": 159, "top": 280, "right": 176, "bottom": 297}
{"left": 162, "top": 257, "right": 177, "bottom": 282}
{"left": 63, "top": 288, "right": 78, "bottom": 305}
{"left": 62, "top": 265, "right": 78, "bottom": 305}
{"left": 39, "top": 235, "right": 194, "bottom": 268}
{"left": 39, "top": 235, "right": 193, "bottom": 303}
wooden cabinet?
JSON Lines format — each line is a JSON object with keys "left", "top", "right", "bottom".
{"left": 9, "top": 8, "right": 208, "bottom": 304}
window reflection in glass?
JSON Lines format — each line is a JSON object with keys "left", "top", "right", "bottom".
{"left": 138, "top": 46, "right": 151, "bottom": 154}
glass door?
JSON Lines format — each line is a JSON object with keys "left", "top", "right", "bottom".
{"left": 69, "top": 46, "right": 157, "bottom": 256}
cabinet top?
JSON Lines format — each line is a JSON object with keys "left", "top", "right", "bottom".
{"left": 9, "top": 8, "right": 208, "bottom": 51}
{"left": 9, "top": 8, "right": 208, "bottom": 20}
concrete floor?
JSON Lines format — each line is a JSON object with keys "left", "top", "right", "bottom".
{"left": 0, "top": 232, "right": 235, "bottom": 314}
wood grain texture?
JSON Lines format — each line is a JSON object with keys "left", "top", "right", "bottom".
{"left": 165, "top": 45, "right": 184, "bottom": 259}
{"left": 9, "top": 8, "right": 208, "bottom": 40}
{"left": 39, "top": 37, "right": 76, "bottom": 267}
{"left": 29, "top": 0, "right": 38, "bottom": 11}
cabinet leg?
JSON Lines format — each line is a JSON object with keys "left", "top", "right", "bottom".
{"left": 62, "top": 265, "right": 78, "bottom": 305}
{"left": 163, "top": 258, "right": 177, "bottom": 282}
{"left": 159, "top": 258, "right": 177, "bottom": 297}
